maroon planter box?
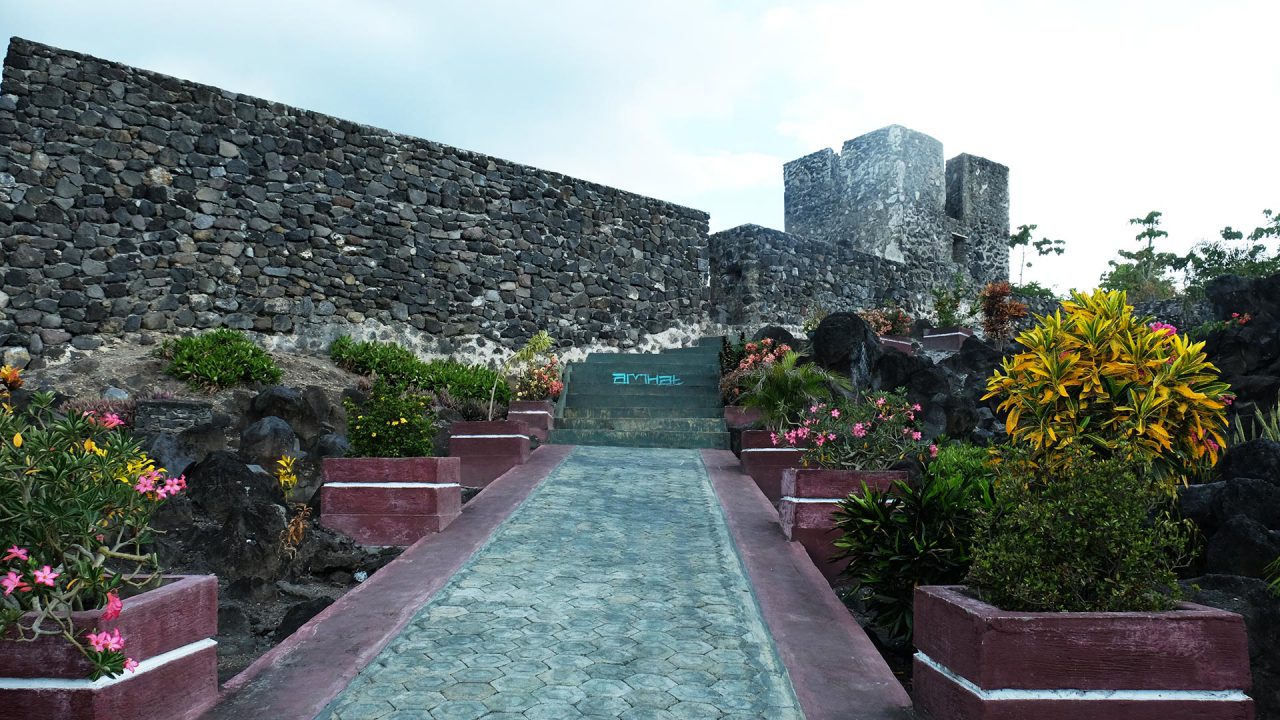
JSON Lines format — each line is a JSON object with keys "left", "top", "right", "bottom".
{"left": 913, "top": 585, "right": 1255, "bottom": 720}
{"left": 506, "top": 400, "right": 555, "bottom": 442}
{"left": 879, "top": 334, "right": 915, "bottom": 355}
{"left": 0, "top": 574, "right": 218, "bottom": 720}
{"left": 449, "top": 420, "right": 532, "bottom": 488}
{"left": 738, "top": 430, "right": 804, "bottom": 504}
{"left": 320, "top": 457, "right": 462, "bottom": 546}
{"left": 923, "top": 326, "right": 974, "bottom": 352}
{"left": 723, "top": 405, "right": 763, "bottom": 431}
{"left": 779, "top": 467, "right": 905, "bottom": 582}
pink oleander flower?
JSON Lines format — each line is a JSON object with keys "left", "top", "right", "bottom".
{"left": 852, "top": 423, "right": 867, "bottom": 438}
{"left": 929, "top": 444, "right": 939, "bottom": 458}
{"left": 875, "top": 397, "right": 886, "bottom": 407}
{"left": 33, "top": 565, "right": 59, "bottom": 587}
{"left": 102, "top": 592, "right": 122, "bottom": 621}
{"left": 770, "top": 432, "right": 779, "bottom": 447}
{"left": 912, "top": 403, "right": 922, "bottom": 412}
{"left": 86, "top": 630, "right": 109, "bottom": 652}
{"left": 907, "top": 411, "right": 915, "bottom": 420}
{"left": 100, "top": 413, "right": 124, "bottom": 429}
{"left": 912, "top": 431, "right": 923, "bottom": 441}
{"left": 809, "top": 405, "right": 819, "bottom": 414}
{"left": 156, "top": 475, "right": 186, "bottom": 499}
{"left": 2, "top": 546, "right": 28, "bottom": 562}
{"left": 1149, "top": 321, "right": 1177, "bottom": 337}
{"left": 134, "top": 475, "right": 157, "bottom": 494}
{"left": 85, "top": 629, "right": 124, "bottom": 653}
{"left": 2, "top": 571, "right": 31, "bottom": 595}
{"left": 830, "top": 409, "right": 840, "bottom": 418}
{"left": 124, "top": 658, "right": 138, "bottom": 673}
{"left": 1223, "top": 395, "right": 1235, "bottom": 406}
{"left": 815, "top": 435, "right": 825, "bottom": 447}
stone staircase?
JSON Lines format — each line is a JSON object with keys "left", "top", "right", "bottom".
{"left": 549, "top": 339, "right": 729, "bottom": 449}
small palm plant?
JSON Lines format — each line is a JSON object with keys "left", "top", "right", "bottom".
{"left": 739, "top": 351, "right": 851, "bottom": 430}
{"left": 487, "top": 331, "right": 555, "bottom": 420}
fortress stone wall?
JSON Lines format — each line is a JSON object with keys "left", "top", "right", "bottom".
{"left": 0, "top": 38, "right": 710, "bottom": 362}
{"left": 1, "top": 38, "right": 1011, "bottom": 363}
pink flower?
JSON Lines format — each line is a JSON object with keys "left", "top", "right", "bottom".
{"left": 1149, "top": 321, "right": 1177, "bottom": 337}
{"left": 852, "top": 423, "right": 867, "bottom": 438}
{"left": 1222, "top": 395, "right": 1235, "bottom": 406}
{"left": 907, "top": 411, "right": 915, "bottom": 420}
{"left": 830, "top": 409, "right": 840, "bottom": 418}
{"left": 912, "top": 403, "right": 922, "bottom": 412}
{"left": 770, "top": 432, "right": 779, "bottom": 447}
{"left": 912, "top": 431, "right": 923, "bottom": 441}
{"left": 815, "top": 436, "right": 826, "bottom": 447}
{"left": 135, "top": 476, "right": 156, "bottom": 494}
{"left": 929, "top": 444, "right": 939, "bottom": 458}
{"left": 102, "top": 592, "right": 123, "bottom": 621}
{"left": 124, "top": 658, "right": 138, "bottom": 673}
{"left": 2, "top": 546, "right": 28, "bottom": 562}
{"left": 100, "top": 413, "right": 124, "bottom": 429}
{"left": 809, "top": 405, "right": 819, "bottom": 414}
{"left": 157, "top": 475, "right": 186, "bottom": 499}
{"left": 827, "top": 433, "right": 837, "bottom": 441}
{"left": 2, "top": 571, "right": 30, "bottom": 595}
{"left": 85, "top": 629, "right": 124, "bottom": 653}
{"left": 33, "top": 565, "right": 59, "bottom": 587}
{"left": 86, "top": 630, "right": 110, "bottom": 652}
{"left": 902, "top": 427, "right": 911, "bottom": 436}
{"left": 875, "top": 398, "right": 886, "bottom": 407}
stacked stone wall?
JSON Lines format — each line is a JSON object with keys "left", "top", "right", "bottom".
{"left": 0, "top": 38, "right": 710, "bottom": 361}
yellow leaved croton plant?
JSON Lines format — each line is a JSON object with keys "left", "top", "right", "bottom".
{"left": 984, "top": 289, "right": 1232, "bottom": 489}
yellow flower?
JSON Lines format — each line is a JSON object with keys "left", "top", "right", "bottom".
{"left": 82, "top": 439, "right": 107, "bottom": 457}
{"left": 399, "top": 417, "right": 407, "bottom": 424}
{"left": 12, "top": 432, "right": 21, "bottom": 448}
{"left": 371, "top": 432, "right": 377, "bottom": 437}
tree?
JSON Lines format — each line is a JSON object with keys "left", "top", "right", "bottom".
{"left": 1184, "top": 208, "right": 1280, "bottom": 298}
{"left": 1008, "top": 224, "right": 1066, "bottom": 286}
{"left": 1099, "top": 210, "right": 1185, "bottom": 302}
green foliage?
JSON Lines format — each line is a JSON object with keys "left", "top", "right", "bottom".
{"left": 967, "top": 447, "right": 1191, "bottom": 612}
{"left": 719, "top": 338, "right": 791, "bottom": 405}
{"left": 1268, "top": 555, "right": 1280, "bottom": 596}
{"left": 719, "top": 333, "right": 748, "bottom": 376}
{"left": 161, "top": 329, "right": 282, "bottom": 389}
{"left": 344, "top": 379, "right": 437, "bottom": 458}
{"left": 1100, "top": 210, "right": 1185, "bottom": 302}
{"left": 1229, "top": 400, "right": 1280, "bottom": 446}
{"left": 801, "top": 306, "right": 829, "bottom": 334}
{"left": 1184, "top": 209, "right": 1280, "bottom": 299}
{"left": 832, "top": 443, "right": 997, "bottom": 640}
{"left": 776, "top": 390, "right": 928, "bottom": 470}
{"left": 1010, "top": 281, "right": 1059, "bottom": 301}
{"left": 985, "top": 289, "right": 1231, "bottom": 489}
{"left": 0, "top": 371, "right": 183, "bottom": 679}
{"left": 739, "top": 351, "right": 851, "bottom": 431}
{"left": 930, "top": 273, "right": 973, "bottom": 329}
{"left": 329, "top": 337, "right": 506, "bottom": 404}
{"left": 490, "top": 331, "right": 555, "bottom": 420}
{"left": 1008, "top": 224, "right": 1065, "bottom": 287}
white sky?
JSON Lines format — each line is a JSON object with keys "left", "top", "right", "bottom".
{"left": 3, "top": 1, "right": 1277, "bottom": 291}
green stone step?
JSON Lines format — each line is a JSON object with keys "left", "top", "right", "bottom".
{"left": 562, "top": 406, "right": 725, "bottom": 419}
{"left": 555, "top": 417, "right": 727, "bottom": 432}
{"left": 567, "top": 366, "right": 720, "bottom": 384}
{"left": 564, "top": 393, "right": 722, "bottom": 409}
{"left": 580, "top": 353, "right": 718, "bottom": 366}
{"left": 548, "top": 428, "right": 729, "bottom": 450}
{"left": 566, "top": 383, "right": 722, "bottom": 397}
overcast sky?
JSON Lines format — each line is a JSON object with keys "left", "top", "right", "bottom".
{"left": 4, "top": 1, "right": 1277, "bottom": 291}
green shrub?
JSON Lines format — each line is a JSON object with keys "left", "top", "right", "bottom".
{"left": 344, "top": 379, "right": 437, "bottom": 458}
{"left": 162, "top": 329, "right": 282, "bottom": 389}
{"left": 739, "top": 351, "right": 850, "bottom": 430}
{"left": 719, "top": 333, "right": 748, "bottom": 376}
{"left": 831, "top": 443, "right": 996, "bottom": 640}
{"left": 329, "top": 337, "right": 507, "bottom": 405}
{"left": 930, "top": 273, "right": 973, "bottom": 328}
{"left": 966, "top": 447, "right": 1191, "bottom": 612}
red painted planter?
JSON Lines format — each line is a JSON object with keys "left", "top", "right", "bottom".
{"left": 320, "top": 457, "right": 462, "bottom": 546}
{"left": 779, "top": 467, "right": 905, "bottom": 582}
{"left": 923, "top": 326, "right": 974, "bottom": 352}
{"left": 738, "top": 430, "right": 804, "bottom": 505}
{"left": 878, "top": 334, "right": 916, "bottom": 355}
{"left": 0, "top": 574, "right": 218, "bottom": 720}
{"left": 723, "top": 405, "right": 763, "bottom": 431}
{"left": 506, "top": 400, "right": 555, "bottom": 442}
{"left": 913, "top": 585, "right": 1255, "bottom": 720}
{"left": 449, "top": 420, "right": 532, "bottom": 487}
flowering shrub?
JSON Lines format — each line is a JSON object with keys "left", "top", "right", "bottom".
{"left": 60, "top": 398, "right": 135, "bottom": 429}
{"left": 801, "top": 306, "right": 829, "bottom": 334}
{"left": 984, "top": 289, "right": 1232, "bottom": 489}
{"left": 719, "top": 338, "right": 791, "bottom": 405}
{"left": 773, "top": 389, "right": 932, "bottom": 470}
{"left": 513, "top": 356, "right": 564, "bottom": 401}
{"left": 489, "top": 331, "right": 555, "bottom": 419}
{"left": 978, "top": 281, "right": 1028, "bottom": 345}
{"left": 1190, "top": 311, "right": 1252, "bottom": 339}
{"left": 0, "top": 368, "right": 186, "bottom": 679}
{"left": 858, "top": 307, "right": 913, "bottom": 336}
{"left": 344, "top": 379, "right": 437, "bottom": 458}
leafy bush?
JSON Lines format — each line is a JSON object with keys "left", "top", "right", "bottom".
{"left": 162, "top": 329, "right": 282, "bottom": 389}
{"left": 491, "top": 331, "right": 555, "bottom": 416}
{"left": 1268, "top": 555, "right": 1280, "bottom": 597}
{"left": 0, "top": 369, "right": 186, "bottom": 679}
{"left": 329, "top": 337, "right": 506, "bottom": 405}
{"left": 1184, "top": 209, "right": 1280, "bottom": 299}
{"left": 984, "top": 289, "right": 1231, "bottom": 489}
{"left": 967, "top": 447, "right": 1191, "bottom": 612}
{"left": 512, "top": 356, "right": 563, "bottom": 401}
{"left": 1229, "top": 401, "right": 1280, "bottom": 445}
{"left": 719, "top": 333, "right": 748, "bottom": 376}
{"left": 1189, "top": 311, "right": 1252, "bottom": 341}
{"left": 977, "top": 281, "right": 1027, "bottom": 345}
{"left": 930, "top": 273, "right": 973, "bottom": 328}
{"left": 774, "top": 389, "right": 929, "bottom": 470}
{"left": 344, "top": 379, "right": 437, "bottom": 458}
{"left": 719, "top": 338, "right": 791, "bottom": 405}
{"left": 1010, "top": 281, "right": 1059, "bottom": 301}
{"left": 60, "top": 398, "right": 135, "bottom": 429}
{"left": 738, "top": 351, "right": 850, "bottom": 430}
{"left": 832, "top": 443, "right": 996, "bottom": 640}
{"left": 859, "top": 307, "right": 913, "bottom": 335}
{"left": 801, "top": 306, "right": 829, "bottom": 334}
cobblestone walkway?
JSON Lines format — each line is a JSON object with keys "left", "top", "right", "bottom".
{"left": 317, "top": 446, "right": 802, "bottom": 720}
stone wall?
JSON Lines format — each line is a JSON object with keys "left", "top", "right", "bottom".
{"left": 708, "top": 224, "right": 921, "bottom": 327}
{"left": 0, "top": 38, "right": 711, "bottom": 362}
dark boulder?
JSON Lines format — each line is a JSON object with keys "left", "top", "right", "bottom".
{"left": 250, "top": 385, "right": 304, "bottom": 422}
{"left": 144, "top": 432, "right": 201, "bottom": 478}
{"left": 752, "top": 325, "right": 797, "bottom": 349}
{"left": 249, "top": 385, "right": 341, "bottom": 443}
{"left": 1215, "top": 440, "right": 1280, "bottom": 485}
{"left": 274, "top": 597, "right": 333, "bottom": 640}
{"left": 240, "top": 415, "right": 300, "bottom": 467}
{"left": 174, "top": 452, "right": 289, "bottom": 583}
{"left": 311, "top": 433, "right": 350, "bottom": 459}
{"left": 1181, "top": 574, "right": 1280, "bottom": 718}
{"left": 812, "top": 312, "right": 881, "bottom": 388}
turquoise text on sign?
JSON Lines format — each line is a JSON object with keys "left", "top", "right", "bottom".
{"left": 612, "top": 373, "right": 684, "bottom": 386}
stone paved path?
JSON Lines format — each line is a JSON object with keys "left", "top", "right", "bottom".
{"left": 317, "top": 446, "right": 802, "bottom": 720}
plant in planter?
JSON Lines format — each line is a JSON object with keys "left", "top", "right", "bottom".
{"left": 914, "top": 289, "right": 1253, "bottom": 720}
{"left": 831, "top": 442, "right": 996, "bottom": 641}
{"left": 487, "top": 331, "right": 554, "bottom": 420}
{"left": 344, "top": 379, "right": 437, "bottom": 459}
{"left": 976, "top": 280, "right": 1028, "bottom": 349}
{"left": 512, "top": 355, "right": 564, "bottom": 402}
{"left": 0, "top": 368, "right": 189, "bottom": 680}
{"left": 930, "top": 272, "right": 974, "bottom": 330}
{"left": 775, "top": 388, "right": 929, "bottom": 469}
{"left": 719, "top": 338, "right": 791, "bottom": 407}
{"left": 738, "top": 351, "right": 850, "bottom": 431}
{"left": 858, "top": 307, "right": 913, "bottom": 336}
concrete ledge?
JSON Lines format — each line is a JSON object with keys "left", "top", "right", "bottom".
{"left": 701, "top": 449, "right": 913, "bottom": 720}
{"left": 779, "top": 468, "right": 905, "bottom": 581}
{"left": 923, "top": 327, "right": 974, "bottom": 352}
{"left": 319, "top": 457, "right": 462, "bottom": 546}
{"left": 738, "top": 430, "right": 803, "bottom": 504}
{"left": 450, "top": 420, "right": 533, "bottom": 487}
{"left": 508, "top": 400, "right": 555, "bottom": 441}
{"left": 205, "top": 444, "right": 575, "bottom": 720}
